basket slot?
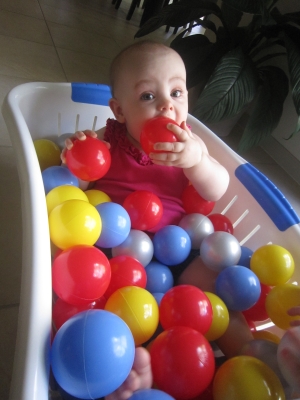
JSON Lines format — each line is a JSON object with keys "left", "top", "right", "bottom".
{"left": 239, "top": 225, "right": 261, "bottom": 246}
{"left": 232, "top": 210, "right": 249, "bottom": 228}
{"left": 220, "top": 195, "right": 238, "bottom": 215}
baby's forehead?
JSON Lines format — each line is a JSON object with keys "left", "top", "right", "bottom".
{"left": 111, "top": 44, "right": 186, "bottom": 94}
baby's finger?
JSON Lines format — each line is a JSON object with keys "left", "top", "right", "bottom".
{"left": 167, "top": 123, "right": 189, "bottom": 141}
{"left": 287, "top": 306, "right": 300, "bottom": 317}
{"left": 60, "top": 148, "right": 67, "bottom": 163}
{"left": 289, "top": 319, "right": 300, "bottom": 327}
{"left": 180, "top": 121, "right": 192, "bottom": 134}
{"left": 65, "top": 137, "right": 74, "bottom": 150}
{"left": 81, "top": 129, "right": 98, "bottom": 138}
{"left": 153, "top": 141, "right": 184, "bottom": 153}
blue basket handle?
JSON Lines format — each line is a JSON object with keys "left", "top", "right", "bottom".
{"left": 235, "top": 163, "right": 300, "bottom": 231}
{"left": 71, "top": 83, "right": 112, "bottom": 106}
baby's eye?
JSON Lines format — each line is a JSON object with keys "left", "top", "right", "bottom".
{"left": 140, "top": 93, "right": 154, "bottom": 101}
{"left": 171, "top": 90, "right": 182, "bottom": 98}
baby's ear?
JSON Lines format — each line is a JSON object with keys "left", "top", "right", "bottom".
{"left": 109, "top": 98, "right": 125, "bottom": 123}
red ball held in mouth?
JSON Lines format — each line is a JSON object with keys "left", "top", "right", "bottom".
{"left": 140, "top": 116, "right": 179, "bottom": 155}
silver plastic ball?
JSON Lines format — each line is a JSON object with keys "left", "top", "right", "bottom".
{"left": 112, "top": 229, "right": 154, "bottom": 266}
{"left": 179, "top": 213, "right": 214, "bottom": 249}
{"left": 200, "top": 231, "right": 241, "bottom": 272}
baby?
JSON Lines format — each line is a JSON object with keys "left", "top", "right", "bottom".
{"left": 62, "top": 40, "right": 260, "bottom": 398}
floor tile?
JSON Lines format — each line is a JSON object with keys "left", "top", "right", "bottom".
{"left": 47, "top": 21, "right": 121, "bottom": 59}
{"left": 0, "top": 147, "right": 22, "bottom": 306}
{"left": 0, "top": 74, "right": 32, "bottom": 146}
{"left": 0, "top": 35, "right": 66, "bottom": 81}
{"left": 0, "top": 305, "right": 19, "bottom": 400}
{"left": 41, "top": 2, "right": 126, "bottom": 39}
{"left": 56, "top": 48, "right": 112, "bottom": 83}
{"left": 0, "top": 9, "right": 53, "bottom": 45}
{"left": 0, "top": 0, "right": 43, "bottom": 18}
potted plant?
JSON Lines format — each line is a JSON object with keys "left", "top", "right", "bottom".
{"left": 135, "top": 0, "right": 300, "bottom": 152}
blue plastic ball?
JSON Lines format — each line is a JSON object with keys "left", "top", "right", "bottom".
{"left": 42, "top": 165, "right": 79, "bottom": 194}
{"left": 145, "top": 261, "right": 174, "bottom": 294}
{"left": 215, "top": 265, "right": 261, "bottom": 311}
{"left": 51, "top": 309, "right": 135, "bottom": 399}
{"left": 95, "top": 202, "right": 131, "bottom": 248}
{"left": 238, "top": 246, "right": 253, "bottom": 268}
{"left": 129, "top": 389, "right": 175, "bottom": 400}
{"left": 153, "top": 225, "right": 191, "bottom": 266}
{"left": 152, "top": 292, "right": 165, "bottom": 306}
{"left": 112, "top": 229, "right": 154, "bottom": 266}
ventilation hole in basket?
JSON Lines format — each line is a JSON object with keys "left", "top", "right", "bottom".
{"left": 239, "top": 224, "right": 261, "bottom": 246}
{"left": 233, "top": 210, "right": 249, "bottom": 228}
{"left": 221, "top": 195, "right": 238, "bottom": 215}
{"left": 58, "top": 112, "right": 61, "bottom": 137}
{"left": 92, "top": 116, "right": 98, "bottom": 131}
{"left": 256, "top": 321, "right": 275, "bottom": 331}
{"left": 75, "top": 114, "right": 80, "bottom": 131}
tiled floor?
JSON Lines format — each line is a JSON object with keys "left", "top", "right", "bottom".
{"left": 0, "top": 1, "right": 299, "bottom": 399}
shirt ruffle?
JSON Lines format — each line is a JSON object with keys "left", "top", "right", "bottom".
{"left": 104, "top": 119, "right": 153, "bottom": 166}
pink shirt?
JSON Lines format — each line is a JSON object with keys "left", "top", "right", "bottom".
{"left": 94, "top": 119, "right": 189, "bottom": 232}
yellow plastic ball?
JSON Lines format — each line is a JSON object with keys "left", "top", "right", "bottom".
{"left": 265, "top": 283, "right": 300, "bottom": 330}
{"left": 213, "top": 356, "right": 285, "bottom": 400}
{"left": 34, "top": 139, "right": 61, "bottom": 171}
{"left": 105, "top": 286, "right": 159, "bottom": 346}
{"left": 85, "top": 189, "right": 111, "bottom": 206}
{"left": 252, "top": 330, "right": 280, "bottom": 344}
{"left": 250, "top": 244, "right": 294, "bottom": 286}
{"left": 46, "top": 185, "right": 88, "bottom": 214}
{"left": 204, "top": 292, "right": 229, "bottom": 341}
{"left": 49, "top": 199, "right": 101, "bottom": 250}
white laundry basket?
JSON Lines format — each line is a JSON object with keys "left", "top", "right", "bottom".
{"left": 2, "top": 82, "right": 300, "bottom": 400}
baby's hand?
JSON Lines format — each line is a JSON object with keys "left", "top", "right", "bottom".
{"left": 105, "top": 347, "right": 152, "bottom": 400}
{"left": 149, "top": 121, "right": 203, "bottom": 169}
{"left": 61, "top": 130, "right": 109, "bottom": 163}
{"left": 288, "top": 306, "right": 300, "bottom": 327}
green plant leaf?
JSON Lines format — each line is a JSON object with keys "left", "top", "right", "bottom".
{"left": 192, "top": 47, "right": 258, "bottom": 122}
{"left": 222, "top": 0, "right": 270, "bottom": 14}
{"left": 135, "top": 0, "right": 221, "bottom": 38}
{"left": 171, "top": 35, "right": 224, "bottom": 89}
{"left": 220, "top": 2, "right": 243, "bottom": 31}
{"left": 238, "top": 66, "right": 289, "bottom": 152}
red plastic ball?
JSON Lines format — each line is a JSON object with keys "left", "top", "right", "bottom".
{"left": 104, "top": 255, "right": 147, "bottom": 299}
{"left": 243, "top": 283, "right": 272, "bottom": 322}
{"left": 123, "top": 190, "right": 163, "bottom": 231}
{"left": 66, "top": 136, "right": 111, "bottom": 181}
{"left": 140, "top": 117, "right": 179, "bottom": 155}
{"left": 150, "top": 326, "right": 215, "bottom": 399}
{"left": 159, "top": 285, "right": 213, "bottom": 334}
{"left": 182, "top": 185, "right": 215, "bottom": 215}
{"left": 52, "top": 245, "right": 111, "bottom": 305}
{"left": 52, "top": 297, "right": 106, "bottom": 331}
{"left": 208, "top": 213, "right": 233, "bottom": 234}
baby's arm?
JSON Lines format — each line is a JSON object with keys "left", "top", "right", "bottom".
{"left": 150, "top": 122, "right": 229, "bottom": 201}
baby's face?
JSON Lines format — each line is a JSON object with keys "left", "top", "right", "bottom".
{"left": 113, "top": 48, "right": 188, "bottom": 148}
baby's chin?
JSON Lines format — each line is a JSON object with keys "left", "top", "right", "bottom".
{"left": 126, "top": 130, "right": 143, "bottom": 149}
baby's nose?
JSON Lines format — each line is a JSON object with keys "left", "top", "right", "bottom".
{"left": 158, "top": 97, "right": 174, "bottom": 111}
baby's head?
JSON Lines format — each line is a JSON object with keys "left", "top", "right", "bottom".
{"left": 108, "top": 40, "right": 188, "bottom": 147}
